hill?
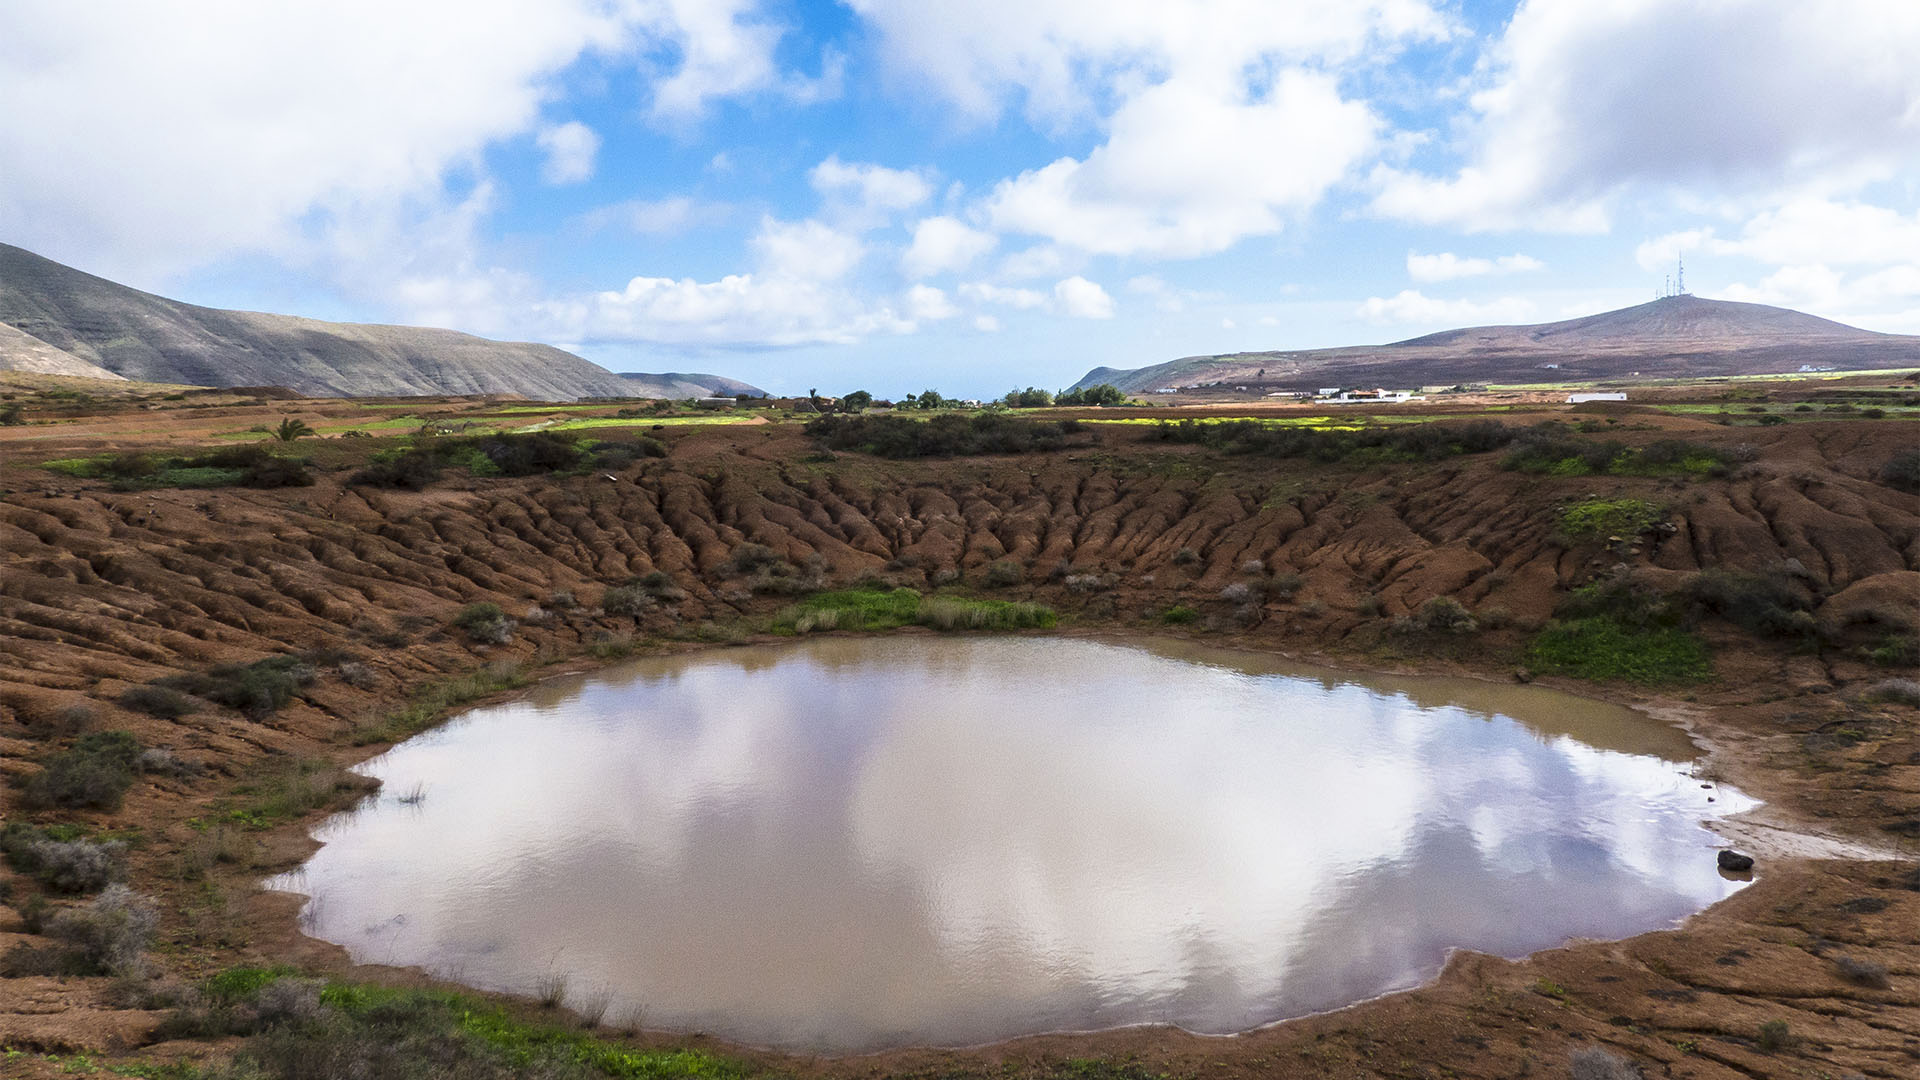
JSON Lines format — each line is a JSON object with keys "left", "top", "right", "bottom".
{"left": 618, "top": 371, "right": 768, "bottom": 398}
{"left": 0, "top": 243, "right": 754, "bottom": 401}
{"left": 1073, "top": 295, "right": 1920, "bottom": 393}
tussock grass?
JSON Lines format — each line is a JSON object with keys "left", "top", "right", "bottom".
{"left": 350, "top": 662, "right": 530, "bottom": 746}
{"left": 774, "top": 587, "right": 1056, "bottom": 634}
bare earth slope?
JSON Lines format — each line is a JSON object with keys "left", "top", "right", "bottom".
{"left": 1078, "top": 295, "right": 1920, "bottom": 392}
{"left": 0, "top": 320, "right": 122, "bottom": 381}
{"left": 0, "top": 243, "right": 635, "bottom": 399}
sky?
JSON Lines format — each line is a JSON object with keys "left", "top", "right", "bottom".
{"left": 3, "top": 0, "right": 1917, "bottom": 398}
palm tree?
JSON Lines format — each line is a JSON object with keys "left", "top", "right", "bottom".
{"left": 273, "top": 417, "right": 315, "bottom": 441}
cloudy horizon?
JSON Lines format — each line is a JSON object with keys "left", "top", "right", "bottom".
{"left": 4, "top": 0, "right": 1916, "bottom": 396}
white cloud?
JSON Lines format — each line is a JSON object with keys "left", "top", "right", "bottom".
{"left": 906, "top": 284, "right": 960, "bottom": 321}
{"left": 973, "top": 314, "right": 1002, "bottom": 332}
{"left": 1053, "top": 276, "right": 1115, "bottom": 319}
{"left": 985, "top": 72, "right": 1378, "bottom": 258}
{"left": 574, "top": 196, "right": 730, "bottom": 236}
{"left": 1356, "top": 290, "right": 1535, "bottom": 326}
{"left": 645, "top": 0, "right": 835, "bottom": 122}
{"left": 545, "top": 273, "right": 913, "bottom": 347}
{"left": 997, "top": 245, "right": 1071, "bottom": 280}
{"left": 0, "top": 0, "right": 808, "bottom": 284}
{"left": 1405, "top": 251, "right": 1543, "bottom": 282}
{"left": 810, "top": 156, "right": 933, "bottom": 225}
{"left": 1371, "top": 0, "right": 1920, "bottom": 231}
{"left": 902, "top": 216, "right": 998, "bottom": 279}
{"left": 1636, "top": 199, "right": 1920, "bottom": 330}
{"left": 847, "top": 0, "right": 1451, "bottom": 127}
{"left": 959, "top": 282, "right": 1049, "bottom": 310}
{"left": 535, "top": 121, "right": 599, "bottom": 185}
{"left": 751, "top": 217, "right": 865, "bottom": 281}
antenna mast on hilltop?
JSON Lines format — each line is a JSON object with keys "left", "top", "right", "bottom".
{"left": 1658, "top": 255, "right": 1692, "bottom": 300}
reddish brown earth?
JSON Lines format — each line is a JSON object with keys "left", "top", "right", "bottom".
{"left": 1, "top": 394, "right": 1917, "bottom": 1078}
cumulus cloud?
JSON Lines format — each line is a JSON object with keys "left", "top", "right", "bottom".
{"left": 1371, "top": 0, "right": 1920, "bottom": 231}
{"left": 0, "top": 0, "right": 810, "bottom": 284}
{"left": 959, "top": 282, "right": 1049, "bottom": 310}
{"left": 1405, "top": 252, "right": 1543, "bottom": 282}
{"left": 1356, "top": 290, "right": 1534, "bottom": 326}
{"left": 751, "top": 217, "right": 865, "bottom": 281}
{"left": 902, "top": 216, "right": 998, "bottom": 279}
{"left": 810, "top": 156, "right": 933, "bottom": 226}
{"left": 984, "top": 72, "right": 1378, "bottom": 258}
{"left": 1052, "top": 276, "right": 1115, "bottom": 319}
{"left": 1641, "top": 199, "right": 1920, "bottom": 331}
{"left": 535, "top": 121, "right": 600, "bottom": 185}
{"left": 847, "top": 0, "right": 1451, "bottom": 127}
{"left": 850, "top": 1, "right": 1447, "bottom": 260}
{"left": 906, "top": 284, "right": 960, "bottom": 321}
{"left": 544, "top": 273, "right": 912, "bottom": 347}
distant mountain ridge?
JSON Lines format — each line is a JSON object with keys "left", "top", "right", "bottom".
{"left": 1073, "top": 295, "right": 1920, "bottom": 393}
{"left": 617, "top": 371, "right": 768, "bottom": 398}
{"left": 0, "top": 243, "right": 758, "bottom": 401}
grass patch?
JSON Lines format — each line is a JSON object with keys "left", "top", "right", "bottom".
{"left": 773, "top": 587, "right": 1056, "bottom": 633}
{"left": 541, "top": 415, "right": 754, "bottom": 431}
{"left": 1504, "top": 431, "right": 1732, "bottom": 478}
{"left": 1526, "top": 618, "right": 1710, "bottom": 684}
{"left": 350, "top": 431, "right": 589, "bottom": 488}
{"left": 351, "top": 662, "right": 531, "bottom": 745}
{"left": 1558, "top": 497, "right": 1664, "bottom": 542}
{"left": 42, "top": 445, "right": 313, "bottom": 489}
{"left": 166, "top": 969, "right": 746, "bottom": 1080}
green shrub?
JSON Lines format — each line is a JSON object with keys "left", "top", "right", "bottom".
{"left": 1160, "top": 605, "right": 1198, "bottom": 625}
{"left": 162, "top": 656, "right": 316, "bottom": 719}
{"left": 1882, "top": 450, "right": 1920, "bottom": 494}
{"left": 1867, "top": 634, "right": 1919, "bottom": 667}
{"left": 0, "top": 828, "right": 125, "bottom": 893}
{"left": 118, "top": 684, "right": 197, "bottom": 719}
{"left": 983, "top": 560, "right": 1025, "bottom": 588}
{"left": 18, "top": 730, "right": 145, "bottom": 810}
{"left": 1756, "top": 1019, "right": 1792, "bottom": 1052}
{"left": 351, "top": 432, "right": 587, "bottom": 488}
{"left": 1416, "top": 595, "right": 1477, "bottom": 633}
{"left": 1526, "top": 618, "right": 1710, "bottom": 684}
{"left": 600, "top": 584, "right": 653, "bottom": 617}
{"left": 1157, "top": 417, "right": 1515, "bottom": 463}
{"left": 806, "top": 412, "right": 1089, "bottom": 457}
{"left": 1171, "top": 547, "right": 1200, "bottom": 566}
{"left": 1679, "top": 569, "right": 1815, "bottom": 642}
{"left": 452, "top": 602, "right": 514, "bottom": 644}
{"left": 1557, "top": 498, "right": 1664, "bottom": 542}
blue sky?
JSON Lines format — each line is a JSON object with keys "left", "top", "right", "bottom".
{"left": 4, "top": 1, "right": 1917, "bottom": 397}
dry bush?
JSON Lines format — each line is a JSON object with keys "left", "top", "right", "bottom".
{"left": 1833, "top": 955, "right": 1890, "bottom": 989}
{"left": 1570, "top": 1046, "right": 1641, "bottom": 1080}
{"left": 46, "top": 884, "right": 159, "bottom": 976}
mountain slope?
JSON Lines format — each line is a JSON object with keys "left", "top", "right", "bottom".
{"left": 1075, "top": 295, "right": 1920, "bottom": 393}
{"left": 618, "top": 371, "right": 768, "bottom": 398}
{"left": 0, "top": 319, "right": 123, "bottom": 380}
{"left": 0, "top": 243, "right": 731, "bottom": 400}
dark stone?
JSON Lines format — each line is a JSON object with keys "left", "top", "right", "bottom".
{"left": 1718, "top": 850, "right": 1755, "bottom": 872}
{"left": 1836, "top": 896, "right": 1889, "bottom": 915}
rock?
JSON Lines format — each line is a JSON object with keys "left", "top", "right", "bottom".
{"left": 1718, "top": 850, "right": 1755, "bottom": 872}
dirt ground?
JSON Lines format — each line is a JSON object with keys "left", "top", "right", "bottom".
{"left": 1, "top": 384, "right": 1916, "bottom": 1078}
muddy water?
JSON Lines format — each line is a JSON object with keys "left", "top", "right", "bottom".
{"left": 273, "top": 636, "right": 1753, "bottom": 1052}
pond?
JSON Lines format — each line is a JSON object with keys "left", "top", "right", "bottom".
{"left": 272, "top": 636, "right": 1753, "bottom": 1052}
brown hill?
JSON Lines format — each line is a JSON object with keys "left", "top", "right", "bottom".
{"left": 1076, "top": 295, "right": 1920, "bottom": 393}
{"left": 0, "top": 243, "right": 761, "bottom": 401}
